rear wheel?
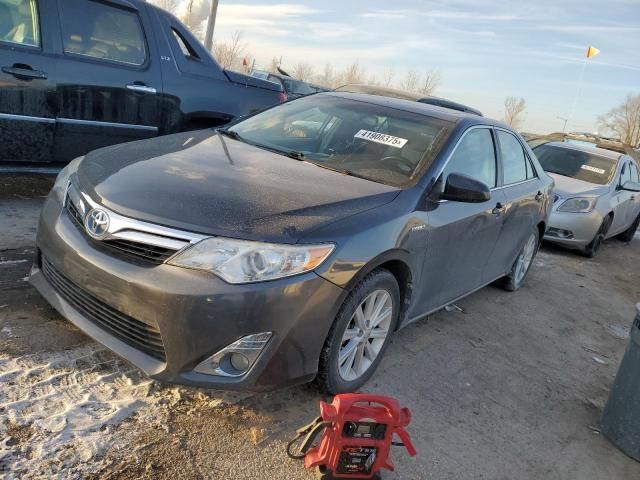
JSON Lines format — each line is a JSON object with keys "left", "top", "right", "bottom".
{"left": 317, "top": 269, "right": 400, "bottom": 394}
{"left": 617, "top": 213, "right": 640, "bottom": 243}
{"left": 498, "top": 229, "right": 539, "bottom": 292}
{"left": 584, "top": 215, "right": 612, "bottom": 258}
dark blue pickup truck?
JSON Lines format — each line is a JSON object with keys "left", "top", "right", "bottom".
{"left": 0, "top": 0, "right": 284, "bottom": 166}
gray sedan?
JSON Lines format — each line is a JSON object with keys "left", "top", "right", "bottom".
{"left": 31, "top": 93, "right": 552, "bottom": 393}
{"left": 534, "top": 142, "right": 640, "bottom": 257}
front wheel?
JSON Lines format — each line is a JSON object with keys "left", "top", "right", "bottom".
{"left": 316, "top": 269, "right": 400, "bottom": 394}
{"left": 498, "top": 229, "right": 540, "bottom": 292}
{"left": 583, "top": 215, "right": 612, "bottom": 258}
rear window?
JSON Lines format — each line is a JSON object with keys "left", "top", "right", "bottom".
{"left": 59, "top": 0, "right": 147, "bottom": 66}
{"left": 533, "top": 144, "right": 617, "bottom": 185}
{"left": 229, "top": 94, "right": 453, "bottom": 187}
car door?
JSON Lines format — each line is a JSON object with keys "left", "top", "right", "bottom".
{"left": 629, "top": 162, "right": 640, "bottom": 225}
{"left": 0, "top": 0, "right": 57, "bottom": 163}
{"left": 609, "top": 159, "right": 633, "bottom": 235}
{"left": 416, "top": 126, "right": 505, "bottom": 313}
{"left": 488, "top": 129, "right": 542, "bottom": 281}
{"left": 52, "top": 0, "right": 160, "bottom": 162}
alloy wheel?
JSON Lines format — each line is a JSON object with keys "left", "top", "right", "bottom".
{"left": 338, "top": 290, "right": 393, "bottom": 382}
{"left": 514, "top": 233, "right": 537, "bottom": 285}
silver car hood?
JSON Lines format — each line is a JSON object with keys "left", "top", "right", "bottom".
{"left": 548, "top": 173, "right": 610, "bottom": 197}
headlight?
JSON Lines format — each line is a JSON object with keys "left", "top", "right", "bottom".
{"left": 52, "top": 156, "right": 84, "bottom": 203}
{"left": 557, "top": 197, "right": 597, "bottom": 213}
{"left": 168, "top": 237, "right": 335, "bottom": 284}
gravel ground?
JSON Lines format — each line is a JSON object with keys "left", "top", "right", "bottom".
{"left": 1, "top": 175, "right": 639, "bottom": 479}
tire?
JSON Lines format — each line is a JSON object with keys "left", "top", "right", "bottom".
{"left": 583, "top": 215, "right": 612, "bottom": 258}
{"left": 316, "top": 269, "right": 400, "bottom": 394}
{"left": 617, "top": 213, "right": 640, "bottom": 243}
{"left": 498, "top": 228, "right": 540, "bottom": 292}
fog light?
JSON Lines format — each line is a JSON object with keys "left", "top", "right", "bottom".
{"left": 230, "top": 353, "right": 250, "bottom": 372}
{"left": 194, "top": 332, "right": 272, "bottom": 377}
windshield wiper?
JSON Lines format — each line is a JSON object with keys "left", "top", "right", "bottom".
{"left": 306, "top": 161, "right": 372, "bottom": 181}
{"left": 217, "top": 128, "right": 244, "bottom": 142}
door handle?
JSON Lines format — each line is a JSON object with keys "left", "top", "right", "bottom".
{"left": 492, "top": 202, "right": 504, "bottom": 216}
{"left": 126, "top": 83, "right": 156, "bottom": 94}
{"left": 2, "top": 64, "right": 47, "bottom": 80}
{"left": 535, "top": 191, "right": 544, "bottom": 202}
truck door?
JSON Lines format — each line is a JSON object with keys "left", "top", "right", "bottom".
{"left": 0, "top": 0, "right": 57, "bottom": 163}
{"left": 52, "top": 0, "right": 161, "bottom": 163}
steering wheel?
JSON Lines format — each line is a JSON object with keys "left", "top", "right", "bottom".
{"left": 380, "top": 155, "right": 415, "bottom": 174}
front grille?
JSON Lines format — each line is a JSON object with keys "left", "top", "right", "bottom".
{"left": 65, "top": 197, "right": 178, "bottom": 264}
{"left": 101, "top": 239, "right": 177, "bottom": 263}
{"left": 42, "top": 257, "right": 166, "bottom": 361}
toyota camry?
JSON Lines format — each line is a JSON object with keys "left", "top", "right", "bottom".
{"left": 31, "top": 92, "right": 553, "bottom": 393}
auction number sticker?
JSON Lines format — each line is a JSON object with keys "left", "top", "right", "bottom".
{"left": 354, "top": 130, "right": 408, "bottom": 148}
{"left": 580, "top": 165, "right": 606, "bottom": 175}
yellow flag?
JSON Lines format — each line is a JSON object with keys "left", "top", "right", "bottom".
{"left": 586, "top": 46, "right": 600, "bottom": 59}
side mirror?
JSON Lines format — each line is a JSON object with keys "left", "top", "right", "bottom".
{"left": 621, "top": 181, "right": 640, "bottom": 193}
{"left": 441, "top": 173, "right": 491, "bottom": 203}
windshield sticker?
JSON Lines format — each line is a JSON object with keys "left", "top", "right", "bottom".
{"left": 580, "top": 165, "right": 606, "bottom": 175}
{"left": 354, "top": 130, "right": 408, "bottom": 148}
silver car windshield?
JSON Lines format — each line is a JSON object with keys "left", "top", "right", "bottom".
{"left": 534, "top": 144, "right": 617, "bottom": 185}
{"left": 228, "top": 95, "right": 453, "bottom": 187}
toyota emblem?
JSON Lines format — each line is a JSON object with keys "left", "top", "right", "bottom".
{"left": 85, "top": 208, "right": 110, "bottom": 239}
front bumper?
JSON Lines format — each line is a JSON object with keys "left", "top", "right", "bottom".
{"left": 30, "top": 195, "right": 345, "bottom": 391}
{"left": 543, "top": 209, "right": 603, "bottom": 250}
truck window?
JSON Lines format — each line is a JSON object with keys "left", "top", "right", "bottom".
{"left": 0, "top": 0, "right": 40, "bottom": 47}
{"left": 172, "top": 28, "right": 199, "bottom": 60}
{"left": 59, "top": 0, "right": 147, "bottom": 66}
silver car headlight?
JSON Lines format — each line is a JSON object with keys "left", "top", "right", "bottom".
{"left": 52, "top": 156, "right": 84, "bottom": 203}
{"left": 557, "top": 197, "right": 597, "bottom": 213}
{"left": 168, "top": 237, "right": 335, "bottom": 284}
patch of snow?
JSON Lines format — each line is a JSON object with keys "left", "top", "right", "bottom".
{"left": 592, "top": 356, "right": 608, "bottom": 365}
{"left": 1, "top": 326, "right": 12, "bottom": 337}
{"left": 607, "top": 324, "right": 630, "bottom": 340}
{"left": 0, "top": 343, "right": 251, "bottom": 479}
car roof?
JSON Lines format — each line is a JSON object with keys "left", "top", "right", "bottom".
{"left": 540, "top": 141, "right": 624, "bottom": 161}
{"left": 322, "top": 91, "right": 504, "bottom": 128}
{"left": 334, "top": 84, "right": 483, "bottom": 116}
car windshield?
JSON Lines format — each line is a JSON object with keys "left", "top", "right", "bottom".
{"left": 228, "top": 95, "right": 453, "bottom": 187}
{"left": 533, "top": 144, "right": 617, "bottom": 185}
{"left": 282, "top": 78, "right": 315, "bottom": 95}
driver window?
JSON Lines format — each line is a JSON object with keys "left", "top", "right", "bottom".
{"left": 631, "top": 164, "right": 640, "bottom": 183}
{"left": 620, "top": 162, "right": 632, "bottom": 186}
{"left": 0, "top": 0, "right": 40, "bottom": 47}
{"left": 441, "top": 128, "right": 497, "bottom": 189}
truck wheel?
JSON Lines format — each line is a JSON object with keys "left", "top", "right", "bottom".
{"left": 617, "top": 213, "right": 640, "bottom": 243}
{"left": 317, "top": 269, "right": 400, "bottom": 394}
{"left": 584, "top": 215, "right": 612, "bottom": 258}
{"left": 498, "top": 229, "right": 539, "bottom": 292}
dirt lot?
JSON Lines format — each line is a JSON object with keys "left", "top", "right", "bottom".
{"left": 1, "top": 175, "right": 639, "bottom": 480}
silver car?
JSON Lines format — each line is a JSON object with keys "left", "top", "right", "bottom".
{"left": 533, "top": 142, "right": 640, "bottom": 257}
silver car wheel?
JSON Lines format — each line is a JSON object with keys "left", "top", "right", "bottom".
{"left": 514, "top": 233, "right": 537, "bottom": 285}
{"left": 338, "top": 289, "right": 393, "bottom": 382}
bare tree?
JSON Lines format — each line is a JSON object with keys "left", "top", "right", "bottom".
{"left": 598, "top": 93, "right": 640, "bottom": 147}
{"left": 366, "top": 72, "right": 379, "bottom": 86}
{"left": 342, "top": 61, "right": 364, "bottom": 85}
{"left": 503, "top": 96, "right": 527, "bottom": 129}
{"left": 213, "top": 31, "right": 247, "bottom": 70}
{"left": 293, "top": 62, "right": 314, "bottom": 82}
{"left": 418, "top": 69, "right": 441, "bottom": 97}
{"left": 400, "top": 68, "right": 420, "bottom": 92}
{"left": 319, "top": 63, "right": 334, "bottom": 88}
{"left": 382, "top": 67, "right": 395, "bottom": 87}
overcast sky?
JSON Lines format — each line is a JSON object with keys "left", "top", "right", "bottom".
{"left": 161, "top": 0, "right": 639, "bottom": 134}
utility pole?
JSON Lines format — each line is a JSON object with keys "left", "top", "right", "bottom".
{"left": 204, "top": 0, "right": 219, "bottom": 51}
{"left": 557, "top": 116, "right": 568, "bottom": 133}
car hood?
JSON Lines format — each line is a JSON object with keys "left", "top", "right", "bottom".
{"left": 75, "top": 130, "right": 400, "bottom": 243}
{"left": 547, "top": 172, "right": 610, "bottom": 197}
